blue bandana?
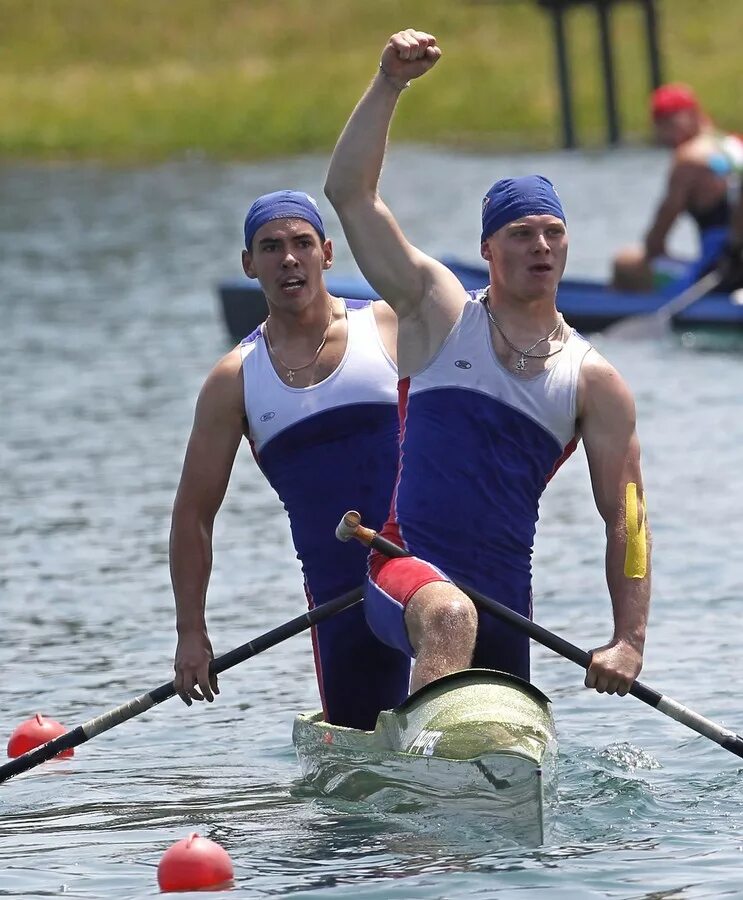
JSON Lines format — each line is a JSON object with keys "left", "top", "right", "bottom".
{"left": 480, "top": 175, "right": 566, "bottom": 243}
{"left": 244, "top": 190, "right": 326, "bottom": 250}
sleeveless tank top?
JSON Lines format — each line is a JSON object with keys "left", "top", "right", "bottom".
{"left": 691, "top": 133, "right": 743, "bottom": 231}
{"left": 387, "top": 292, "right": 591, "bottom": 597}
{"left": 240, "top": 298, "right": 399, "bottom": 603}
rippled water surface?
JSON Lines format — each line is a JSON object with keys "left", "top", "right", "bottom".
{"left": 2, "top": 149, "right": 743, "bottom": 898}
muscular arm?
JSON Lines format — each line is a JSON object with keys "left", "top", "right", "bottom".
{"left": 170, "top": 347, "right": 245, "bottom": 704}
{"left": 324, "top": 29, "right": 465, "bottom": 364}
{"left": 644, "top": 159, "right": 696, "bottom": 258}
{"left": 579, "top": 352, "right": 651, "bottom": 695}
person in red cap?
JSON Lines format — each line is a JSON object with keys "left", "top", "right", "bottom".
{"left": 612, "top": 83, "right": 743, "bottom": 293}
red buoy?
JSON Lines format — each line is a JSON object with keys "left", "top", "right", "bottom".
{"left": 7, "top": 714, "right": 74, "bottom": 759}
{"left": 157, "top": 833, "right": 234, "bottom": 892}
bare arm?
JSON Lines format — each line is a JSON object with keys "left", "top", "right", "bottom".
{"left": 579, "top": 351, "right": 651, "bottom": 696}
{"left": 644, "top": 159, "right": 697, "bottom": 258}
{"left": 170, "top": 347, "right": 245, "bottom": 704}
{"left": 324, "top": 30, "right": 465, "bottom": 331}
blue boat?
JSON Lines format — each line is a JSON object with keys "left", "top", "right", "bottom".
{"left": 217, "top": 257, "right": 743, "bottom": 344}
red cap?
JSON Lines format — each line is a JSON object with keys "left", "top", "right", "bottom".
{"left": 651, "top": 84, "right": 699, "bottom": 120}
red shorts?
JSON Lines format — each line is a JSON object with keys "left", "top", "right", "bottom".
{"left": 365, "top": 551, "right": 451, "bottom": 657}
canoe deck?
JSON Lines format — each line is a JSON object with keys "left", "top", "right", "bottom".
{"left": 292, "top": 669, "right": 558, "bottom": 845}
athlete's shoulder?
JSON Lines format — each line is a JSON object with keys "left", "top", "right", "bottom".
{"left": 370, "top": 298, "right": 396, "bottom": 323}
{"left": 194, "top": 345, "right": 246, "bottom": 423}
{"left": 204, "top": 345, "right": 244, "bottom": 389}
{"left": 674, "top": 133, "right": 716, "bottom": 166}
{"left": 578, "top": 348, "right": 636, "bottom": 417}
{"left": 579, "top": 345, "right": 621, "bottom": 381}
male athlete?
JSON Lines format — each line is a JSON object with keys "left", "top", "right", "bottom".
{"left": 170, "top": 190, "right": 410, "bottom": 729}
{"left": 613, "top": 83, "right": 743, "bottom": 292}
{"left": 325, "top": 29, "right": 651, "bottom": 697}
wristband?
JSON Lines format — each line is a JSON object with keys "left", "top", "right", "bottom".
{"left": 378, "top": 62, "right": 410, "bottom": 92}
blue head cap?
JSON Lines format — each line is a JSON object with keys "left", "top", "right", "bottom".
{"left": 480, "top": 175, "right": 566, "bottom": 243}
{"left": 244, "top": 190, "right": 326, "bottom": 250}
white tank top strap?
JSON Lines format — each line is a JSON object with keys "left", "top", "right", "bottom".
{"left": 240, "top": 299, "right": 397, "bottom": 453}
{"left": 410, "top": 291, "right": 590, "bottom": 448}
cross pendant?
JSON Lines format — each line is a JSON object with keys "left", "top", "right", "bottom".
{"left": 287, "top": 369, "right": 295, "bottom": 383}
{"left": 516, "top": 355, "right": 527, "bottom": 371}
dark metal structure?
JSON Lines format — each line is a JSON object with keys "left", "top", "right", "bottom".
{"left": 536, "top": 0, "right": 663, "bottom": 148}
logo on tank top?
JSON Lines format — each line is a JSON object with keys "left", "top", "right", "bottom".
{"left": 260, "top": 411, "right": 276, "bottom": 422}
{"left": 454, "top": 359, "right": 472, "bottom": 369}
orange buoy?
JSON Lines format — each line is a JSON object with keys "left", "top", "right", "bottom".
{"left": 7, "top": 714, "right": 73, "bottom": 759}
{"left": 157, "top": 833, "right": 234, "bottom": 892}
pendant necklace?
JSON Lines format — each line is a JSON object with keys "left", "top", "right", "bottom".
{"left": 264, "top": 302, "right": 334, "bottom": 384}
{"left": 482, "top": 291, "right": 565, "bottom": 372}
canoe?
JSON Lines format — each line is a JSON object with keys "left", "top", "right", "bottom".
{"left": 292, "top": 668, "right": 558, "bottom": 845}
{"left": 217, "top": 257, "right": 743, "bottom": 344}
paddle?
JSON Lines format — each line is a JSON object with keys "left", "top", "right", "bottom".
{"left": 0, "top": 586, "right": 363, "bottom": 784}
{"left": 603, "top": 270, "right": 722, "bottom": 341}
{"left": 336, "top": 511, "right": 743, "bottom": 760}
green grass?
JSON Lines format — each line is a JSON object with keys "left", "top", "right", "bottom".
{"left": 1, "top": 0, "right": 741, "bottom": 162}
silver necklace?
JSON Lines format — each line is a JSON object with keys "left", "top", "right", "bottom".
{"left": 482, "top": 292, "right": 564, "bottom": 372}
{"left": 264, "top": 302, "right": 334, "bottom": 383}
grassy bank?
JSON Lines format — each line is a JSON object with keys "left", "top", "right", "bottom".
{"left": 1, "top": 0, "right": 741, "bottom": 162}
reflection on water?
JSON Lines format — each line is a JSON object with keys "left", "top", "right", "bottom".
{"left": 2, "top": 148, "right": 743, "bottom": 897}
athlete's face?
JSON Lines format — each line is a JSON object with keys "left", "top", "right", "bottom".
{"left": 654, "top": 109, "right": 700, "bottom": 148}
{"left": 480, "top": 214, "right": 568, "bottom": 300}
{"left": 242, "top": 218, "right": 333, "bottom": 310}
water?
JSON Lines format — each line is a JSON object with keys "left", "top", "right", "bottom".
{"left": 2, "top": 147, "right": 743, "bottom": 898}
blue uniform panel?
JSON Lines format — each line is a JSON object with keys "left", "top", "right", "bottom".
{"left": 260, "top": 402, "right": 399, "bottom": 599}
{"left": 259, "top": 401, "right": 409, "bottom": 729}
{"left": 242, "top": 299, "right": 411, "bottom": 729}
{"left": 396, "top": 387, "right": 563, "bottom": 585}
{"left": 392, "top": 387, "right": 563, "bottom": 679}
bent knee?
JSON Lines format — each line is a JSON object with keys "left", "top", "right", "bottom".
{"left": 612, "top": 246, "right": 653, "bottom": 290}
{"left": 406, "top": 585, "right": 477, "bottom": 646}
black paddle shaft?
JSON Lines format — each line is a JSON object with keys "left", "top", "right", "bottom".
{"left": 0, "top": 586, "right": 363, "bottom": 784}
{"left": 367, "top": 530, "right": 743, "bottom": 759}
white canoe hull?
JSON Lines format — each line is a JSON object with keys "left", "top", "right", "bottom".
{"left": 292, "top": 669, "right": 558, "bottom": 845}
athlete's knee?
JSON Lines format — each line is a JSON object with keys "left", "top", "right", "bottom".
{"left": 406, "top": 584, "right": 477, "bottom": 648}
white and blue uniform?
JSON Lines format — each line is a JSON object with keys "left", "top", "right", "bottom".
{"left": 241, "top": 298, "right": 410, "bottom": 728}
{"left": 367, "top": 292, "right": 591, "bottom": 680}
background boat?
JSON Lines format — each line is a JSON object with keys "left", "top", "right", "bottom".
{"left": 217, "top": 259, "right": 743, "bottom": 344}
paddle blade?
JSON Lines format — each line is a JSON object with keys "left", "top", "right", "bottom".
{"left": 603, "top": 271, "right": 722, "bottom": 341}
{"left": 602, "top": 310, "right": 674, "bottom": 341}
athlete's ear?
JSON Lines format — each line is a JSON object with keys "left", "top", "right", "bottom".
{"left": 322, "top": 239, "right": 333, "bottom": 271}
{"left": 480, "top": 240, "right": 493, "bottom": 262}
{"left": 242, "top": 248, "right": 256, "bottom": 279}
